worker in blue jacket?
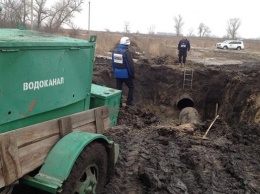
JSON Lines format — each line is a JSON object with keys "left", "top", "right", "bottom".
{"left": 178, "top": 36, "right": 190, "bottom": 68}
{"left": 112, "top": 37, "right": 135, "bottom": 106}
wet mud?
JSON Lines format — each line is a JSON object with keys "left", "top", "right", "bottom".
{"left": 95, "top": 49, "right": 260, "bottom": 194}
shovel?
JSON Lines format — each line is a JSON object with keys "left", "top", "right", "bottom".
{"left": 202, "top": 115, "right": 219, "bottom": 139}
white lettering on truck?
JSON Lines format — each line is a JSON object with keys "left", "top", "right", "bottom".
{"left": 23, "top": 77, "right": 64, "bottom": 91}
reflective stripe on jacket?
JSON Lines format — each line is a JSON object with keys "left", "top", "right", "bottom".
{"left": 178, "top": 39, "right": 190, "bottom": 52}
{"left": 112, "top": 44, "right": 135, "bottom": 78}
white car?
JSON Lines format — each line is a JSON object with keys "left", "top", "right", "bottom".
{"left": 216, "top": 40, "right": 244, "bottom": 50}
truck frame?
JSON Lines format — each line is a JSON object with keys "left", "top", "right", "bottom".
{"left": 0, "top": 29, "right": 119, "bottom": 194}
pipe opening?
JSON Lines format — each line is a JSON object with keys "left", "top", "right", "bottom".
{"left": 176, "top": 93, "right": 194, "bottom": 110}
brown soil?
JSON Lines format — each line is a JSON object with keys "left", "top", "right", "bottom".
{"left": 95, "top": 48, "right": 260, "bottom": 194}
{"left": 12, "top": 47, "right": 260, "bottom": 194}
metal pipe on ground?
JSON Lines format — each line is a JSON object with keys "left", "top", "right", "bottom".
{"left": 179, "top": 107, "right": 202, "bottom": 125}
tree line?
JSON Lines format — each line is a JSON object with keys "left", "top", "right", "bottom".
{"left": 0, "top": 1, "right": 242, "bottom": 39}
{"left": 125, "top": 15, "right": 241, "bottom": 39}
{"left": 0, "top": 0, "right": 83, "bottom": 33}
{"left": 173, "top": 14, "right": 241, "bottom": 39}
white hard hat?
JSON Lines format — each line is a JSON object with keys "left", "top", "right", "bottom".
{"left": 120, "top": 37, "right": 130, "bottom": 45}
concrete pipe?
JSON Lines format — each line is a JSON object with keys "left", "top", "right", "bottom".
{"left": 176, "top": 93, "right": 194, "bottom": 111}
{"left": 179, "top": 107, "right": 201, "bottom": 125}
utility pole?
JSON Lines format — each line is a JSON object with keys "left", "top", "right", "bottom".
{"left": 88, "top": 1, "right": 90, "bottom": 33}
{"left": 23, "top": 0, "right": 26, "bottom": 23}
{"left": 31, "top": 0, "right": 33, "bottom": 30}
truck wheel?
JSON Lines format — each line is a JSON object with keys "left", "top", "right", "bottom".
{"left": 61, "top": 142, "right": 108, "bottom": 194}
{"left": 223, "top": 46, "right": 228, "bottom": 49}
{"left": 0, "top": 186, "right": 13, "bottom": 194}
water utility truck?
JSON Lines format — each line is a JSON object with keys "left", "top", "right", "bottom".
{"left": 0, "top": 29, "right": 120, "bottom": 194}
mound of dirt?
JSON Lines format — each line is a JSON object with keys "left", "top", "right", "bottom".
{"left": 109, "top": 39, "right": 145, "bottom": 60}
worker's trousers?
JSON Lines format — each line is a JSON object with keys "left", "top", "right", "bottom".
{"left": 178, "top": 51, "right": 187, "bottom": 64}
{"left": 116, "top": 78, "right": 134, "bottom": 105}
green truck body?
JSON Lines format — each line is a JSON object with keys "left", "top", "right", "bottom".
{"left": 0, "top": 29, "right": 119, "bottom": 194}
{"left": 0, "top": 29, "right": 95, "bottom": 132}
{"left": 90, "top": 84, "right": 122, "bottom": 127}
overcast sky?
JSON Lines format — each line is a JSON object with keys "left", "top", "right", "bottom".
{"left": 62, "top": 0, "right": 259, "bottom": 39}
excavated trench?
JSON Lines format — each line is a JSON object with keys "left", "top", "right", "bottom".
{"left": 94, "top": 56, "right": 260, "bottom": 125}
{"left": 93, "top": 54, "right": 260, "bottom": 194}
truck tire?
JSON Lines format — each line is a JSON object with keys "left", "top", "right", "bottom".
{"left": 0, "top": 186, "right": 13, "bottom": 194}
{"left": 61, "top": 142, "right": 108, "bottom": 194}
{"left": 223, "top": 46, "right": 228, "bottom": 49}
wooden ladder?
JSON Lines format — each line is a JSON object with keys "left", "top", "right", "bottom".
{"left": 183, "top": 69, "right": 194, "bottom": 89}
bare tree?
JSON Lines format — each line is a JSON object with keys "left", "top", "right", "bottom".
{"left": 198, "top": 23, "right": 211, "bottom": 37}
{"left": 148, "top": 24, "right": 155, "bottom": 35}
{"left": 124, "top": 21, "right": 130, "bottom": 33}
{"left": 187, "top": 28, "right": 194, "bottom": 37}
{"left": 0, "top": 0, "right": 84, "bottom": 32}
{"left": 198, "top": 23, "right": 204, "bottom": 37}
{"left": 46, "top": 0, "right": 84, "bottom": 33}
{"left": 66, "top": 20, "right": 80, "bottom": 37}
{"left": 0, "top": 0, "right": 25, "bottom": 27}
{"left": 19, "top": 0, "right": 31, "bottom": 24}
{"left": 226, "top": 18, "right": 241, "bottom": 39}
{"left": 34, "top": 0, "right": 49, "bottom": 29}
{"left": 173, "top": 14, "right": 184, "bottom": 36}
{"left": 0, "top": 0, "right": 45, "bottom": 28}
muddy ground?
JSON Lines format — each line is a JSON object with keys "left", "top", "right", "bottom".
{"left": 11, "top": 47, "right": 260, "bottom": 194}
{"left": 95, "top": 48, "right": 260, "bottom": 194}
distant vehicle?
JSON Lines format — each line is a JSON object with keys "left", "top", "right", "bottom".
{"left": 216, "top": 40, "right": 244, "bottom": 50}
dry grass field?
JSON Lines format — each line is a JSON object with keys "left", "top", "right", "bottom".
{"left": 70, "top": 30, "right": 260, "bottom": 58}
